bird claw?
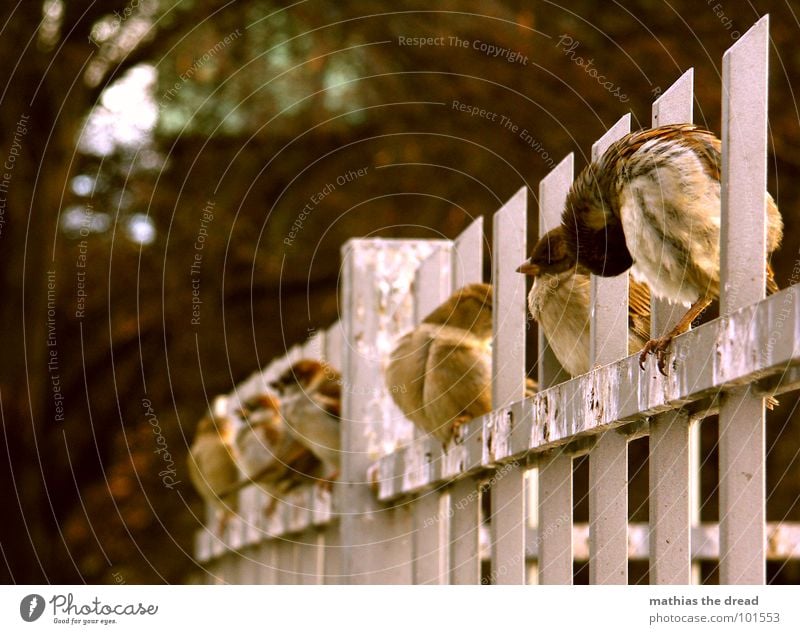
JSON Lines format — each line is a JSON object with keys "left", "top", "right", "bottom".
{"left": 638, "top": 336, "right": 674, "bottom": 375}
{"left": 450, "top": 415, "right": 471, "bottom": 445}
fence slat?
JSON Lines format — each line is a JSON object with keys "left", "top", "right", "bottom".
{"left": 538, "top": 452, "right": 572, "bottom": 583}
{"left": 719, "top": 15, "right": 770, "bottom": 584}
{"left": 489, "top": 187, "right": 528, "bottom": 584}
{"left": 276, "top": 536, "right": 297, "bottom": 585}
{"left": 297, "top": 531, "right": 323, "bottom": 585}
{"left": 648, "top": 71, "right": 694, "bottom": 585}
{"left": 588, "top": 115, "right": 631, "bottom": 585}
{"left": 537, "top": 153, "right": 575, "bottom": 584}
{"left": 258, "top": 542, "right": 277, "bottom": 584}
{"left": 648, "top": 409, "right": 691, "bottom": 583}
{"left": 452, "top": 216, "right": 485, "bottom": 291}
{"left": 449, "top": 217, "right": 485, "bottom": 584}
{"left": 411, "top": 246, "right": 453, "bottom": 584}
{"left": 449, "top": 478, "right": 482, "bottom": 583}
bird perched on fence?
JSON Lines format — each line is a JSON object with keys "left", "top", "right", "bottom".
{"left": 558, "top": 124, "right": 783, "bottom": 373}
{"left": 517, "top": 226, "right": 651, "bottom": 376}
{"left": 386, "top": 283, "right": 537, "bottom": 446}
{"left": 233, "top": 392, "right": 324, "bottom": 515}
{"left": 188, "top": 414, "right": 240, "bottom": 534}
{"left": 270, "top": 360, "right": 341, "bottom": 483}
{"left": 386, "top": 283, "right": 493, "bottom": 446}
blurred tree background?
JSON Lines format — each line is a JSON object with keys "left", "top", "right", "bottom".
{"left": 1, "top": 0, "right": 799, "bottom": 583}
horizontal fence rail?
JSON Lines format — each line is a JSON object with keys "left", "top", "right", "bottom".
{"left": 193, "top": 14, "right": 800, "bottom": 584}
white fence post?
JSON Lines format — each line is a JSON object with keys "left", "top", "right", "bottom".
{"left": 719, "top": 15, "right": 769, "bottom": 585}
{"left": 537, "top": 154, "right": 575, "bottom": 585}
{"left": 648, "top": 70, "right": 695, "bottom": 585}
{"left": 588, "top": 115, "right": 631, "bottom": 585}
{"left": 340, "top": 238, "right": 445, "bottom": 583}
{"left": 489, "top": 187, "right": 528, "bottom": 584}
{"left": 448, "top": 217, "right": 485, "bottom": 585}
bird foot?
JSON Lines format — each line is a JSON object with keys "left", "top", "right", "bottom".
{"left": 639, "top": 335, "right": 674, "bottom": 375}
{"left": 451, "top": 415, "right": 471, "bottom": 444}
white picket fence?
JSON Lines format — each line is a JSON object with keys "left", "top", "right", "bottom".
{"left": 193, "top": 15, "right": 800, "bottom": 584}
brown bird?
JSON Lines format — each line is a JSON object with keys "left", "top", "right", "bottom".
{"left": 559, "top": 124, "right": 783, "bottom": 372}
{"left": 385, "top": 283, "right": 496, "bottom": 446}
{"left": 518, "top": 226, "right": 651, "bottom": 376}
{"left": 187, "top": 414, "right": 239, "bottom": 534}
{"left": 270, "top": 360, "right": 341, "bottom": 482}
{"left": 233, "top": 392, "right": 324, "bottom": 515}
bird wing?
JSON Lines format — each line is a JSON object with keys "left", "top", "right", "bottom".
{"left": 385, "top": 328, "right": 435, "bottom": 432}
{"left": 422, "top": 283, "right": 493, "bottom": 337}
{"left": 188, "top": 438, "right": 240, "bottom": 507}
{"left": 604, "top": 124, "right": 712, "bottom": 169}
{"left": 423, "top": 330, "right": 492, "bottom": 439}
{"left": 315, "top": 373, "right": 341, "bottom": 403}
{"left": 313, "top": 393, "right": 341, "bottom": 419}
{"left": 627, "top": 277, "right": 652, "bottom": 345}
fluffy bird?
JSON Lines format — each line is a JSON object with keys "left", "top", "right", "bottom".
{"left": 188, "top": 414, "right": 240, "bottom": 534}
{"left": 233, "top": 392, "right": 324, "bottom": 515}
{"left": 270, "top": 360, "right": 342, "bottom": 481}
{"left": 385, "top": 283, "right": 495, "bottom": 446}
{"left": 518, "top": 226, "right": 651, "bottom": 376}
{"left": 559, "top": 124, "right": 783, "bottom": 372}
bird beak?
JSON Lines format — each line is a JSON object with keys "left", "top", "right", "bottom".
{"left": 516, "top": 259, "right": 540, "bottom": 276}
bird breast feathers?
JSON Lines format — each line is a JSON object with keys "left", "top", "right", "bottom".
{"left": 618, "top": 144, "right": 721, "bottom": 304}
{"left": 529, "top": 272, "right": 592, "bottom": 376}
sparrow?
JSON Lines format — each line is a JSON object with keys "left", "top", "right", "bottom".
{"left": 559, "top": 124, "right": 783, "bottom": 373}
{"left": 386, "top": 283, "right": 497, "bottom": 446}
{"left": 187, "top": 414, "right": 240, "bottom": 534}
{"left": 233, "top": 392, "right": 325, "bottom": 515}
{"left": 270, "top": 360, "right": 341, "bottom": 482}
{"left": 517, "top": 226, "right": 651, "bottom": 376}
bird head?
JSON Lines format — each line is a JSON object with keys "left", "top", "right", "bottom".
{"left": 421, "top": 283, "right": 493, "bottom": 335}
{"left": 270, "top": 360, "right": 329, "bottom": 396}
{"left": 240, "top": 393, "right": 281, "bottom": 427}
{"left": 517, "top": 227, "right": 576, "bottom": 277}
{"left": 196, "top": 414, "right": 234, "bottom": 445}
